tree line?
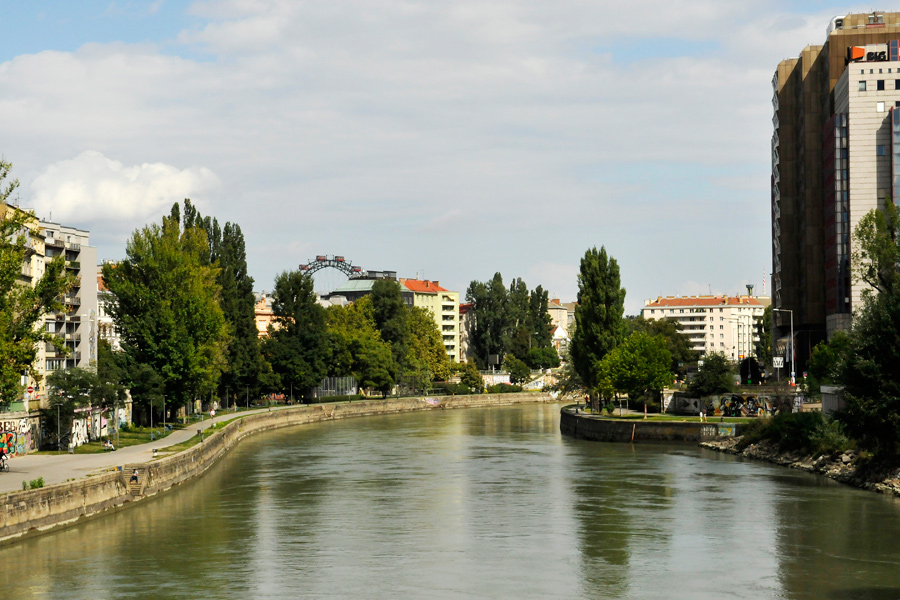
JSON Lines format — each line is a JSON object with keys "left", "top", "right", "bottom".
{"left": 465, "top": 274, "right": 559, "bottom": 382}
{"left": 95, "top": 201, "right": 469, "bottom": 424}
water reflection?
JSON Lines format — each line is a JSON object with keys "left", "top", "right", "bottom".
{"left": 2, "top": 404, "right": 900, "bottom": 599}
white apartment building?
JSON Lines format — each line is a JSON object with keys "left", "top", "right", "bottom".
{"left": 39, "top": 221, "right": 99, "bottom": 396}
{"left": 641, "top": 295, "right": 769, "bottom": 360}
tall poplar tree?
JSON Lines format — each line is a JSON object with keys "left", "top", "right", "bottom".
{"left": 570, "top": 246, "right": 626, "bottom": 411}
{"left": 102, "top": 212, "right": 227, "bottom": 418}
{"left": 170, "top": 200, "right": 270, "bottom": 398}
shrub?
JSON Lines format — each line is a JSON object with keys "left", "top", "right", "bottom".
{"left": 432, "top": 382, "right": 472, "bottom": 396}
{"left": 486, "top": 383, "right": 523, "bottom": 394}
{"left": 604, "top": 402, "right": 615, "bottom": 415}
{"left": 736, "top": 412, "right": 852, "bottom": 456}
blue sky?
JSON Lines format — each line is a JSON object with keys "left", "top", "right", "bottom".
{"left": 0, "top": 1, "right": 877, "bottom": 313}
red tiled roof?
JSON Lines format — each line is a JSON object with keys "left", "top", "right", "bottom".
{"left": 644, "top": 295, "right": 764, "bottom": 308}
{"left": 400, "top": 278, "right": 447, "bottom": 293}
{"left": 459, "top": 302, "right": 474, "bottom": 315}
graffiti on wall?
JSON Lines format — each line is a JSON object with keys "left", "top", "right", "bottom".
{"left": 71, "top": 418, "right": 89, "bottom": 449}
{"left": 704, "top": 394, "right": 795, "bottom": 417}
{"left": 667, "top": 393, "right": 796, "bottom": 417}
{"left": 0, "top": 417, "right": 39, "bottom": 456}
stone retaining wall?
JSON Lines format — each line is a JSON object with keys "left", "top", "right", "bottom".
{"left": 559, "top": 408, "right": 742, "bottom": 442}
{"left": 0, "top": 393, "right": 554, "bottom": 545}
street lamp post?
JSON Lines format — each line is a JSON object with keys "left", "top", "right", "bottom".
{"left": 773, "top": 308, "right": 795, "bottom": 386}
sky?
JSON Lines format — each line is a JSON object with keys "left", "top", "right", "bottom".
{"left": 0, "top": 1, "right": 875, "bottom": 314}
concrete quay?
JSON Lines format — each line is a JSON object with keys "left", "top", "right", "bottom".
{"left": 559, "top": 405, "right": 744, "bottom": 442}
{"left": 0, "top": 392, "right": 555, "bottom": 545}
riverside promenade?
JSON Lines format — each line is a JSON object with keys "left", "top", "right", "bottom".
{"left": 0, "top": 404, "right": 292, "bottom": 495}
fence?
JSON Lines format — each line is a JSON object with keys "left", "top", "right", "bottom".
{"left": 313, "top": 376, "right": 357, "bottom": 398}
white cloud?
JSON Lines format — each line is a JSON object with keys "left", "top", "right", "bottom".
{"left": 0, "top": 1, "right": 847, "bottom": 301}
{"left": 30, "top": 150, "right": 219, "bottom": 224}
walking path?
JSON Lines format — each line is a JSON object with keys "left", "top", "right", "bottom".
{"left": 0, "top": 405, "right": 293, "bottom": 494}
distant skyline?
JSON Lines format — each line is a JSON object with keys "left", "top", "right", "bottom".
{"left": 0, "top": 1, "right": 869, "bottom": 313}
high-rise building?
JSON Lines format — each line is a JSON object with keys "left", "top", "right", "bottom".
{"left": 772, "top": 11, "right": 900, "bottom": 371}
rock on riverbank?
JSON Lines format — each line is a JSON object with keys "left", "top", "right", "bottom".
{"left": 700, "top": 437, "right": 900, "bottom": 498}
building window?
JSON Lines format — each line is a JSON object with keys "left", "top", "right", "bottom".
{"left": 860, "top": 81, "right": 867, "bottom": 91}
{"left": 878, "top": 145, "right": 887, "bottom": 156}
{"left": 878, "top": 102, "right": 886, "bottom": 112}
{"left": 878, "top": 79, "right": 886, "bottom": 90}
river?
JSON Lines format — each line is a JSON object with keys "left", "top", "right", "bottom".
{"left": 3, "top": 403, "right": 900, "bottom": 599}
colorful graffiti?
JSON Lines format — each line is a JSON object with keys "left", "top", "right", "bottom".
{"left": 704, "top": 394, "right": 795, "bottom": 417}
{"left": 667, "top": 393, "right": 797, "bottom": 417}
{"left": 0, "top": 417, "right": 39, "bottom": 456}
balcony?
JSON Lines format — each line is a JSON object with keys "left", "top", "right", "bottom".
{"left": 442, "top": 305, "right": 455, "bottom": 312}
{"left": 66, "top": 261, "right": 81, "bottom": 270}
{"left": 45, "top": 237, "right": 64, "bottom": 248}
{"left": 64, "top": 293, "right": 81, "bottom": 306}
{"left": 66, "top": 242, "right": 81, "bottom": 251}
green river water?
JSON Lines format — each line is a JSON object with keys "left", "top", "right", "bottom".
{"left": 3, "top": 403, "right": 900, "bottom": 599}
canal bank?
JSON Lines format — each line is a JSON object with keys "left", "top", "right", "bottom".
{"left": 701, "top": 436, "right": 900, "bottom": 499}
{"left": 559, "top": 405, "right": 743, "bottom": 442}
{"left": 561, "top": 406, "right": 900, "bottom": 500}
{"left": 0, "top": 392, "right": 554, "bottom": 546}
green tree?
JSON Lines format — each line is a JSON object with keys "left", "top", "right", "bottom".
{"left": 504, "top": 355, "right": 531, "bottom": 384}
{"left": 459, "top": 361, "right": 483, "bottom": 392}
{"left": 45, "top": 367, "right": 97, "bottom": 449}
{"left": 754, "top": 305, "right": 773, "bottom": 369}
{"left": 1, "top": 160, "right": 76, "bottom": 405}
{"left": 627, "top": 315, "right": 698, "bottom": 379}
{"left": 597, "top": 331, "right": 672, "bottom": 408}
{"left": 835, "top": 204, "right": 900, "bottom": 455}
{"left": 688, "top": 352, "right": 733, "bottom": 397}
{"left": 371, "top": 279, "right": 409, "bottom": 370}
{"left": 466, "top": 273, "right": 508, "bottom": 368}
{"left": 406, "top": 306, "right": 451, "bottom": 385}
{"left": 570, "top": 246, "right": 626, "bottom": 411}
{"left": 527, "top": 346, "right": 560, "bottom": 370}
{"left": 170, "top": 200, "right": 271, "bottom": 398}
{"left": 806, "top": 331, "right": 852, "bottom": 399}
{"left": 102, "top": 213, "right": 228, "bottom": 417}
{"left": 528, "top": 285, "right": 554, "bottom": 348}
{"left": 851, "top": 201, "right": 900, "bottom": 295}
{"left": 215, "top": 221, "right": 270, "bottom": 397}
{"left": 324, "top": 296, "right": 396, "bottom": 395}
{"left": 264, "top": 270, "right": 328, "bottom": 398}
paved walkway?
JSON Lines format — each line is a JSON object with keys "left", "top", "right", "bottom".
{"left": 0, "top": 405, "right": 295, "bottom": 494}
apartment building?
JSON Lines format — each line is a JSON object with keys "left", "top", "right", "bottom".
{"left": 38, "top": 221, "right": 99, "bottom": 406}
{"left": 641, "top": 295, "right": 769, "bottom": 360}
{"left": 399, "top": 278, "right": 460, "bottom": 363}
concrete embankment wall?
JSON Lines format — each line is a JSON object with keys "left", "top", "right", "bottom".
{"left": 0, "top": 393, "right": 553, "bottom": 546}
{"left": 559, "top": 409, "right": 741, "bottom": 443}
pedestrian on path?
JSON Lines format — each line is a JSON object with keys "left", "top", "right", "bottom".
{"left": 130, "top": 469, "right": 139, "bottom": 484}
